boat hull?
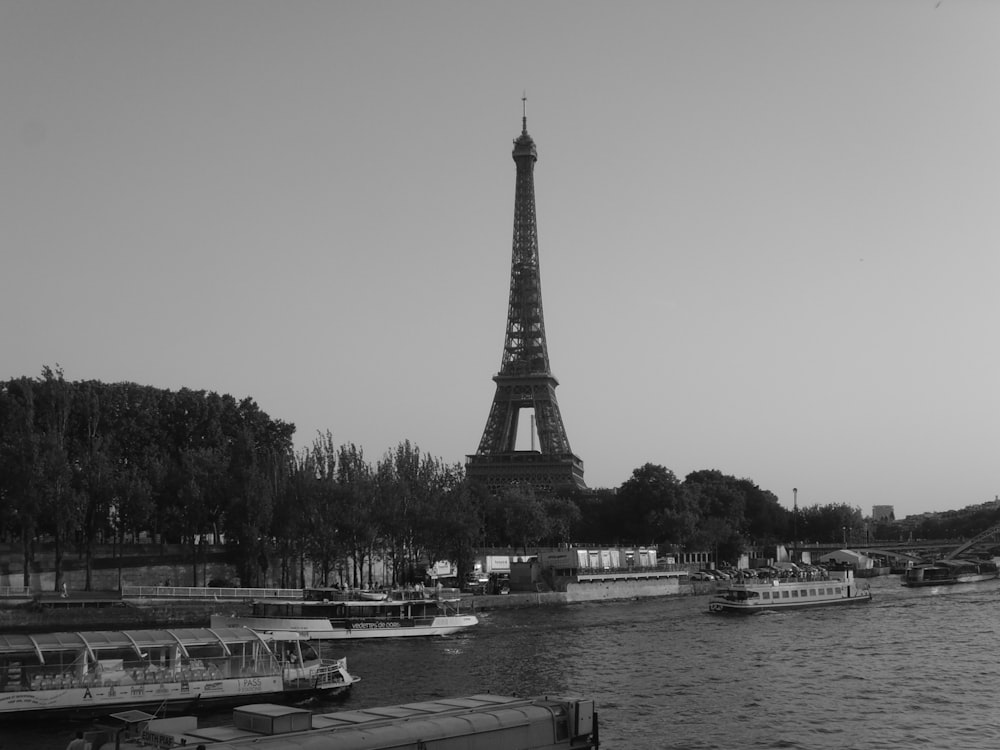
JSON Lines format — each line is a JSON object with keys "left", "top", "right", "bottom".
{"left": 210, "top": 614, "right": 479, "bottom": 639}
{"left": 709, "top": 593, "right": 872, "bottom": 614}
{"left": 708, "top": 571, "right": 872, "bottom": 614}
{"left": 901, "top": 560, "right": 1000, "bottom": 588}
{"left": 0, "top": 675, "right": 353, "bottom": 722}
{"left": 0, "top": 627, "right": 357, "bottom": 723}
{"left": 902, "top": 573, "right": 999, "bottom": 587}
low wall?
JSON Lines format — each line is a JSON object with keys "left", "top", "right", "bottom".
{"left": 466, "top": 591, "right": 568, "bottom": 610}
{"left": 1, "top": 562, "right": 238, "bottom": 594}
{"left": 565, "top": 576, "right": 683, "bottom": 602}
{"left": 465, "top": 576, "right": 701, "bottom": 610}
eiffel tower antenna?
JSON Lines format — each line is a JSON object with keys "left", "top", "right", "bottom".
{"left": 466, "top": 104, "right": 586, "bottom": 494}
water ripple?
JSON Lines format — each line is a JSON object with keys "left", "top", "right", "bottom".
{"left": 12, "top": 576, "right": 1000, "bottom": 749}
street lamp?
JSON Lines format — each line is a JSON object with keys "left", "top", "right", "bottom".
{"left": 792, "top": 488, "right": 798, "bottom": 561}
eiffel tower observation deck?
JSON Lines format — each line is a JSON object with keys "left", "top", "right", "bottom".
{"left": 466, "top": 104, "right": 586, "bottom": 495}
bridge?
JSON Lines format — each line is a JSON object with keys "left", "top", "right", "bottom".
{"left": 797, "top": 521, "right": 1000, "bottom": 563}
{"left": 942, "top": 521, "right": 1000, "bottom": 559}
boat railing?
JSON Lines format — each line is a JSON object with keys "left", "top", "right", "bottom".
{"left": 733, "top": 571, "right": 837, "bottom": 585}
{"left": 307, "top": 659, "right": 349, "bottom": 689}
{"left": 122, "top": 585, "right": 300, "bottom": 600}
{"left": 302, "top": 586, "right": 462, "bottom": 603}
{"left": 1, "top": 653, "right": 283, "bottom": 693}
{"left": 121, "top": 584, "right": 464, "bottom": 604}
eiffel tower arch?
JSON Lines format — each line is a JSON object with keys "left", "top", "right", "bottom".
{"left": 466, "top": 105, "right": 586, "bottom": 495}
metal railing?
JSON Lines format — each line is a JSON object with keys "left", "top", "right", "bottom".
{"left": 121, "top": 585, "right": 300, "bottom": 600}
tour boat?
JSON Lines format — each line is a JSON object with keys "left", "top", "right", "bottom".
{"left": 0, "top": 626, "right": 358, "bottom": 720}
{"left": 82, "top": 693, "right": 598, "bottom": 750}
{"left": 211, "top": 587, "right": 479, "bottom": 639}
{"left": 901, "top": 558, "right": 1000, "bottom": 587}
{"left": 708, "top": 568, "right": 872, "bottom": 613}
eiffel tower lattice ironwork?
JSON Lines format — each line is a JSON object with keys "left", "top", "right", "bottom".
{"left": 466, "top": 106, "right": 586, "bottom": 494}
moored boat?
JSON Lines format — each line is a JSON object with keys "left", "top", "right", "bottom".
{"left": 82, "top": 693, "right": 598, "bottom": 750}
{"left": 211, "top": 586, "right": 478, "bottom": 639}
{"left": 708, "top": 568, "right": 872, "bottom": 614}
{"left": 901, "top": 558, "right": 1000, "bottom": 587}
{"left": 0, "top": 626, "right": 358, "bottom": 721}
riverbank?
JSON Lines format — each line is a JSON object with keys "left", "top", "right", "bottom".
{"left": 0, "top": 578, "right": 713, "bottom": 632}
{"left": 0, "top": 598, "right": 253, "bottom": 633}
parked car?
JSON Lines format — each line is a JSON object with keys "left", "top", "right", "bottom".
{"left": 461, "top": 573, "right": 489, "bottom": 595}
{"left": 689, "top": 571, "right": 715, "bottom": 581}
{"left": 488, "top": 572, "right": 511, "bottom": 595}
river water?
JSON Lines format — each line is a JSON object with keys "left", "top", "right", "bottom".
{"left": 7, "top": 575, "right": 1000, "bottom": 749}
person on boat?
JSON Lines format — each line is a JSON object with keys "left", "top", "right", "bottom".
{"left": 66, "top": 730, "right": 88, "bottom": 750}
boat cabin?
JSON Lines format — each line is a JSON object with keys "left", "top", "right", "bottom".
{"left": 0, "top": 627, "right": 312, "bottom": 694}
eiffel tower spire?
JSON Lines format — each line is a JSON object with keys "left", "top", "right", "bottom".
{"left": 466, "top": 104, "right": 586, "bottom": 494}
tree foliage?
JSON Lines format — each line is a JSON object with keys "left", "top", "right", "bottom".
{"left": 3, "top": 368, "right": 896, "bottom": 588}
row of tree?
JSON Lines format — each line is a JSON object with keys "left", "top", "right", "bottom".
{"left": 0, "top": 368, "right": 295, "bottom": 589}
{"left": 594, "top": 464, "right": 868, "bottom": 564}
{"left": 1, "top": 370, "right": 883, "bottom": 591}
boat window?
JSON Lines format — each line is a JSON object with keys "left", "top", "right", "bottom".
{"left": 1, "top": 652, "right": 41, "bottom": 691}
{"left": 258, "top": 603, "right": 299, "bottom": 617}
{"left": 144, "top": 646, "right": 174, "bottom": 670}
{"left": 186, "top": 644, "right": 224, "bottom": 660}
{"left": 808, "top": 589, "right": 816, "bottom": 596}
{"left": 761, "top": 591, "right": 770, "bottom": 599}
{"left": 834, "top": 587, "right": 842, "bottom": 594}
{"left": 0, "top": 652, "right": 41, "bottom": 671}
{"left": 781, "top": 591, "right": 790, "bottom": 598}
{"left": 83, "top": 647, "right": 152, "bottom": 680}
{"left": 791, "top": 590, "right": 799, "bottom": 597}
{"left": 300, "top": 642, "right": 318, "bottom": 662}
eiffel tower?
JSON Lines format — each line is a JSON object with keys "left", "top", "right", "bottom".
{"left": 466, "top": 104, "right": 586, "bottom": 494}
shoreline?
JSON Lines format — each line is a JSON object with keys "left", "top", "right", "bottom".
{"left": 0, "top": 581, "right": 712, "bottom": 632}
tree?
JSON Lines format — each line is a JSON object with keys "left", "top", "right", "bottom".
{"left": 336, "top": 443, "right": 377, "bottom": 588}
{"left": 617, "top": 464, "right": 694, "bottom": 544}
{"left": 540, "top": 495, "right": 582, "bottom": 546}
{"left": 739, "top": 479, "right": 789, "bottom": 546}
{"left": 34, "top": 366, "right": 80, "bottom": 592}
{"left": 297, "top": 432, "right": 346, "bottom": 586}
{"left": 0, "top": 377, "right": 43, "bottom": 586}
{"left": 220, "top": 397, "right": 293, "bottom": 587}
{"left": 422, "top": 478, "right": 485, "bottom": 586}
{"left": 501, "top": 484, "right": 548, "bottom": 553}
{"left": 71, "top": 381, "right": 117, "bottom": 590}
{"left": 798, "top": 503, "right": 865, "bottom": 544}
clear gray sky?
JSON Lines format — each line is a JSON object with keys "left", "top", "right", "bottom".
{"left": 2, "top": 1, "right": 997, "bottom": 519}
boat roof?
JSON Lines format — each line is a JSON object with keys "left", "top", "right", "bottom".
{"left": 920, "top": 559, "right": 983, "bottom": 569}
{"left": 0, "top": 627, "right": 277, "bottom": 656}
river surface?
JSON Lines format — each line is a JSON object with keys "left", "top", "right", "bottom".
{"left": 7, "top": 575, "right": 1000, "bottom": 749}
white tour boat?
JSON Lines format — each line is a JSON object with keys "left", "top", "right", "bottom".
{"left": 901, "top": 558, "right": 1000, "bottom": 587}
{"left": 211, "top": 586, "right": 479, "bottom": 639}
{"left": 708, "top": 568, "right": 872, "bottom": 614}
{"left": 0, "top": 626, "right": 358, "bottom": 720}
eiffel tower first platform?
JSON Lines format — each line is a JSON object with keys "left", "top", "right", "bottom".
{"left": 466, "top": 106, "right": 586, "bottom": 495}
